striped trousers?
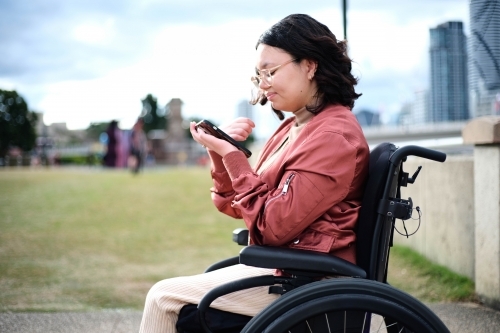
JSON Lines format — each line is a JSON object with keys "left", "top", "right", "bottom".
{"left": 139, "top": 264, "right": 279, "bottom": 333}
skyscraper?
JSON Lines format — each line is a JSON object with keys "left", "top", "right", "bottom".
{"left": 237, "top": 100, "right": 254, "bottom": 119}
{"left": 469, "top": 0, "right": 500, "bottom": 117}
{"left": 429, "top": 21, "right": 469, "bottom": 122}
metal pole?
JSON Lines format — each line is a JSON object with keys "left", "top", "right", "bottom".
{"left": 342, "top": 0, "right": 347, "bottom": 40}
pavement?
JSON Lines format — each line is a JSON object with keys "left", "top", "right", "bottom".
{"left": 0, "top": 302, "right": 499, "bottom": 333}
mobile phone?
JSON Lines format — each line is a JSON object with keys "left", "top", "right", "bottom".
{"left": 196, "top": 119, "right": 252, "bottom": 158}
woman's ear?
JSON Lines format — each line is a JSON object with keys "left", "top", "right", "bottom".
{"left": 304, "top": 59, "right": 318, "bottom": 80}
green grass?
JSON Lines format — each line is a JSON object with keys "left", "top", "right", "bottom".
{"left": 0, "top": 167, "right": 476, "bottom": 312}
{"left": 388, "top": 245, "right": 476, "bottom": 303}
{"left": 0, "top": 167, "right": 242, "bottom": 311}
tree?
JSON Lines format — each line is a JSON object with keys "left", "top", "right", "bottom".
{"left": 141, "top": 94, "right": 167, "bottom": 133}
{"left": 86, "top": 122, "right": 111, "bottom": 142}
{"left": 0, "top": 89, "right": 38, "bottom": 157}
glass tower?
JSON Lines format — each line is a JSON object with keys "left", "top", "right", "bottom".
{"left": 469, "top": 0, "right": 500, "bottom": 117}
{"left": 429, "top": 21, "right": 469, "bottom": 123}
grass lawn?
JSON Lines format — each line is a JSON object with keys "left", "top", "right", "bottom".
{"left": 0, "top": 167, "right": 475, "bottom": 312}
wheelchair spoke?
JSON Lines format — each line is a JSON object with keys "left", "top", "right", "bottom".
{"left": 306, "top": 320, "right": 312, "bottom": 333}
{"left": 361, "top": 312, "right": 368, "bottom": 332}
{"left": 324, "top": 314, "right": 331, "bottom": 333}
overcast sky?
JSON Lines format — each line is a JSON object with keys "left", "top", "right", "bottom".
{"left": 0, "top": 0, "right": 469, "bottom": 138}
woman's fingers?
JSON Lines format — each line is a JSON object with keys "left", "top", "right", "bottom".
{"left": 190, "top": 122, "right": 238, "bottom": 157}
{"left": 220, "top": 118, "right": 255, "bottom": 141}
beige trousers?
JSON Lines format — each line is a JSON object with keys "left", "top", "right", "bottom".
{"left": 139, "top": 264, "right": 279, "bottom": 333}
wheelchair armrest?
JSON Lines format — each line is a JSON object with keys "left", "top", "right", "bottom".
{"left": 239, "top": 245, "right": 366, "bottom": 278}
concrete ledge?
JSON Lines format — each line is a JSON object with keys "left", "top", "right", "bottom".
{"left": 462, "top": 116, "right": 500, "bottom": 145}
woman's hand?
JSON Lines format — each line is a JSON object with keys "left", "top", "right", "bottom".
{"left": 219, "top": 117, "right": 255, "bottom": 141}
{"left": 189, "top": 122, "right": 236, "bottom": 158}
{"left": 189, "top": 117, "right": 255, "bottom": 157}
{"left": 190, "top": 118, "right": 255, "bottom": 158}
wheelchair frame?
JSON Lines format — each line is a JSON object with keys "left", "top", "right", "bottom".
{"left": 177, "top": 142, "right": 449, "bottom": 333}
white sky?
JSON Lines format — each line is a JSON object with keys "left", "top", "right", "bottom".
{"left": 0, "top": 0, "right": 470, "bottom": 139}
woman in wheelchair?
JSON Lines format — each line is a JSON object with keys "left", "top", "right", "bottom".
{"left": 139, "top": 13, "right": 369, "bottom": 333}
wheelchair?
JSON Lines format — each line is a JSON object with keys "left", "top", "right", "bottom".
{"left": 177, "top": 142, "right": 450, "bottom": 333}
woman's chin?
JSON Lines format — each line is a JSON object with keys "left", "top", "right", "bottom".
{"left": 270, "top": 102, "right": 285, "bottom": 111}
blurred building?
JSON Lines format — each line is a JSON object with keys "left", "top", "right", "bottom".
{"left": 355, "top": 109, "right": 380, "bottom": 127}
{"left": 164, "top": 98, "right": 190, "bottom": 164}
{"left": 399, "top": 90, "right": 429, "bottom": 126}
{"left": 237, "top": 99, "right": 254, "bottom": 119}
{"left": 469, "top": 0, "right": 500, "bottom": 117}
{"left": 411, "top": 90, "right": 429, "bottom": 124}
{"left": 34, "top": 113, "right": 86, "bottom": 146}
{"left": 429, "top": 21, "right": 469, "bottom": 122}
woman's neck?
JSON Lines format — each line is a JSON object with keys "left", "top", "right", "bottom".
{"left": 293, "top": 106, "right": 314, "bottom": 126}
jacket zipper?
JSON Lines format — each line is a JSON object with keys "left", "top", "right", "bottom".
{"left": 264, "top": 173, "right": 296, "bottom": 210}
{"left": 281, "top": 173, "right": 295, "bottom": 193}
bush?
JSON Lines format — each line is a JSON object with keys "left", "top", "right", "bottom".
{"left": 56, "top": 154, "right": 101, "bottom": 166}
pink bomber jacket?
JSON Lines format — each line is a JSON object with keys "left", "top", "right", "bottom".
{"left": 208, "top": 104, "right": 369, "bottom": 264}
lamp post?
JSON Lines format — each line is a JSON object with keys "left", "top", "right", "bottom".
{"left": 342, "top": 0, "right": 348, "bottom": 40}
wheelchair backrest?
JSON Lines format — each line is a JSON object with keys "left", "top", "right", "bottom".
{"left": 355, "top": 142, "right": 398, "bottom": 281}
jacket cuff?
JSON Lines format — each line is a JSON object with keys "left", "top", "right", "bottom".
{"left": 222, "top": 151, "right": 253, "bottom": 180}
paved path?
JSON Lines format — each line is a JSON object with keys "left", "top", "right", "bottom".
{"left": 429, "top": 302, "right": 500, "bottom": 332}
{"left": 0, "top": 310, "right": 142, "bottom": 333}
{"left": 0, "top": 302, "right": 499, "bottom": 332}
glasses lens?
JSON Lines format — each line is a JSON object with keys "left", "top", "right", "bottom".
{"left": 263, "top": 71, "right": 272, "bottom": 86}
{"left": 251, "top": 76, "right": 260, "bottom": 88}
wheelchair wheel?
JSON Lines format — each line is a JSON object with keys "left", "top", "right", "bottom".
{"left": 241, "top": 279, "right": 449, "bottom": 333}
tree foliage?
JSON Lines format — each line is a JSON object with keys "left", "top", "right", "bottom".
{"left": 141, "top": 94, "right": 167, "bottom": 133}
{"left": 0, "top": 89, "right": 38, "bottom": 157}
{"left": 86, "top": 122, "right": 111, "bottom": 142}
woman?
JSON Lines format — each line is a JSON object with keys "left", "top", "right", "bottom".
{"left": 139, "top": 14, "right": 369, "bottom": 332}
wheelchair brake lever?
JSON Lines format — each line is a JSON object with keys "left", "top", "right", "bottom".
{"left": 407, "top": 166, "right": 422, "bottom": 184}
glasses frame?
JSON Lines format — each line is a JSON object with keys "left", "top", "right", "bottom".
{"left": 251, "top": 58, "right": 297, "bottom": 88}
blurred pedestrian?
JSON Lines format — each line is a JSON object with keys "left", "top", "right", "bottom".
{"left": 103, "top": 120, "right": 120, "bottom": 168}
{"left": 129, "top": 117, "right": 148, "bottom": 174}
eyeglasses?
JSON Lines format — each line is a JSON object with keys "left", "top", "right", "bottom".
{"left": 250, "top": 58, "right": 297, "bottom": 104}
{"left": 251, "top": 58, "right": 297, "bottom": 88}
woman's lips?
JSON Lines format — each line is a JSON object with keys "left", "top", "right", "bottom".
{"left": 266, "top": 92, "right": 276, "bottom": 101}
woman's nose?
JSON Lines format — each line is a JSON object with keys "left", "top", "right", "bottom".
{"left": 259, "top": 79, "right": 271, "bottom": 89}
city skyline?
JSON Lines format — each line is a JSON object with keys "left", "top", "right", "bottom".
{"left": 0, "top": 0, "right": 469, "bottom": 138}
{"left": 393, "top": 0, "right": 500, "bottom": 128}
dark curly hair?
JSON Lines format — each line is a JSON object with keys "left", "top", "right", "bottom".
{"left": 253, "top": 14, "right": 361, "bottom": 120}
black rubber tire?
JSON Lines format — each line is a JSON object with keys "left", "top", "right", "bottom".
{"left": 241, "top": 279, "right": 449, "bottom": 333}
